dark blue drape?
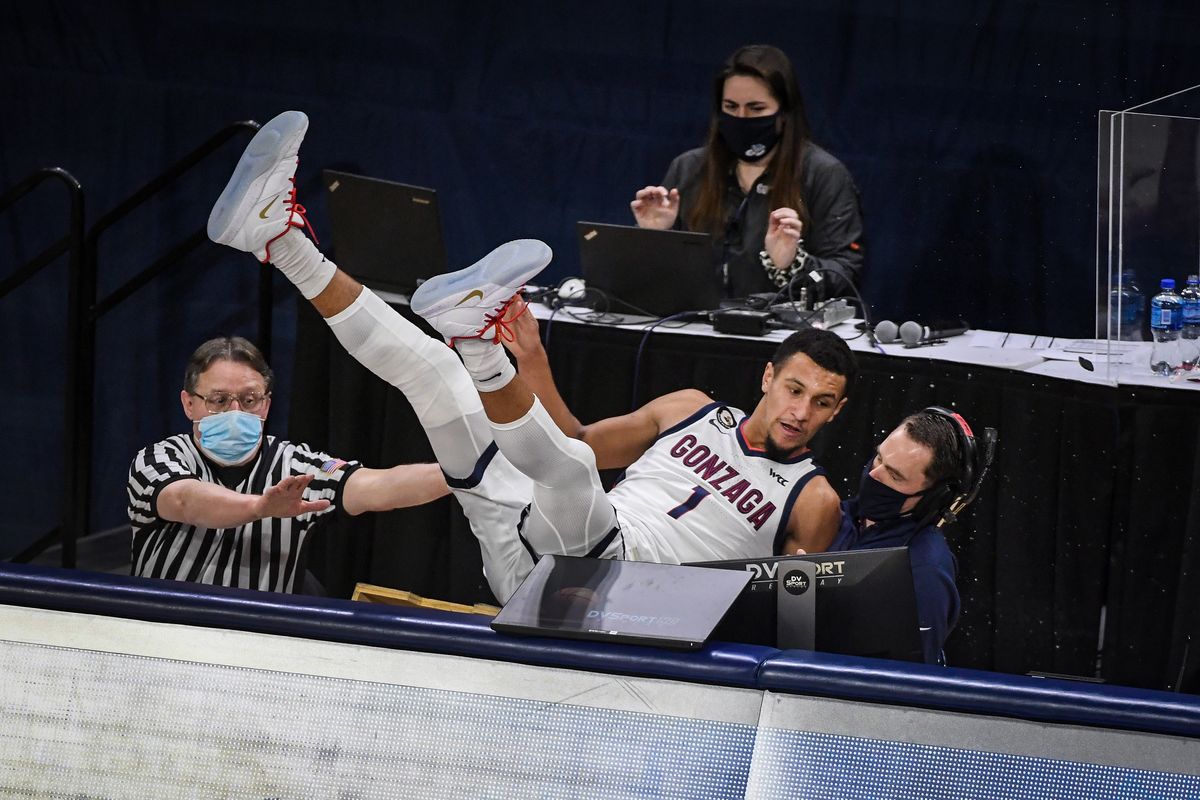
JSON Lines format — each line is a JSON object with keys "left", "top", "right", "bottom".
{"left": 3, "top": 0, "right": 1198, "bottom": 553}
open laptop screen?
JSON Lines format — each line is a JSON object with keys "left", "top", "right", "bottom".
{"left": 491, "top": 555, "right": 751, "bottom": 650}
{"left": 577, "top": 221, "right": 720, "bottom": 318}
{"left": 323, "top": 169, "right": 448, "bottom": 296}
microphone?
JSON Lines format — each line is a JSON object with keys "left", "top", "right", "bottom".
{"left": 899, "top": 320, "right": 970, "bottom": 348}
{"left": 874, "top": 320, "right": 899, "bottom": 344}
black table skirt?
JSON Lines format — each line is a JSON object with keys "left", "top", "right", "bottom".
{"left": 289, "top": 301, "right": 1200, "bottom": 693}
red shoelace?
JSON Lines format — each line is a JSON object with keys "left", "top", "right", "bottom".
{"left": 448, "top": 294, "right": 529, "bottom": 348}
{"left": 261, "top": 166, "right": 319, "bottom": 263}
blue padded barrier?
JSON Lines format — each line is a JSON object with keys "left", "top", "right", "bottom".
{"left": 5, "top": 562, "right": 1199, "bottom": 741}
{"left": 756, "top": 649, "right": 1200, "bottom": 739}
{"left": 0, "top": 561, "right": 774, "bottom": 688}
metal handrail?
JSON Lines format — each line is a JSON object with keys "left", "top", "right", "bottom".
{"left": 58, "top": 120, "right": 264, "bottom": 568}
{"left": 0, "top": 168, "right": 84, "bottom": 565}
{"left": 5, "top": 122, "right": 267, "bottom": 568}
{"left": 0, "top": 168, "right": 84, "bottom": 301}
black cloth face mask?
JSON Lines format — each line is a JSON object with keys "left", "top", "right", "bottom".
{"left": 856, "top": 460, "right": 926, "bottom": 522}
{"left": 718, "top": 111, "right": 781, "bottom": 163}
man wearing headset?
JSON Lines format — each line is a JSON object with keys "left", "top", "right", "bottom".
{"left": 512, "top": 300, "right": 982, "bottom": 664}
{"left": 834, "top": 408, "right": 989, "bottom": 665}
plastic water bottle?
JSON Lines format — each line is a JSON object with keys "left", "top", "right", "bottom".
{"left": 1181, "top": 274, "right": 1200, "bottom": 369}
{"left": 1149, "top": 278, "right": 1184, "bottom": 376}
{"left": 1110, "top": 269, "right": 1145, "bottom": 341}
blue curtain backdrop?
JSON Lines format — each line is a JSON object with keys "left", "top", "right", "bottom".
{"left": 2, "top": 0, "right": 1198, "bottom": 552}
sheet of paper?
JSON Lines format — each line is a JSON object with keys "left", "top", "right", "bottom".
{"left": 970, "top": 331, "right": 1057, "bottom": 350}
{"left": 1039, "top": 339, "right": 1149, "bottom": 364}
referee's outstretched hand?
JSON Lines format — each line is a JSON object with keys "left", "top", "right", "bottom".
{"left": 258, "top": 473, "right": 332, "bottom": 519}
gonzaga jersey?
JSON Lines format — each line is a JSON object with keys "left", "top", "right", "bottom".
{"left": 606, "top": 402, "right": 825, "bottom": 564}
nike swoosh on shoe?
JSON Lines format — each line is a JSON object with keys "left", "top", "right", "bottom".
{"left": 455, "top": 289, "right": 484, "bottom": 306}
{"left": 258, "top": 197, "right": 278, "bottom": 219}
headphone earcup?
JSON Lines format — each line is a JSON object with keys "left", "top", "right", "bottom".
{"left": 913, "top": 482, "right": 955, "bottom": 523}
{"left": 923, "top": 406, "right": 976, "bottom": 491}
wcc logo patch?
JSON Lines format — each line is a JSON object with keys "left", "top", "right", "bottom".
{"left": 711, "top": 406, "right": 737, "bottom": 431}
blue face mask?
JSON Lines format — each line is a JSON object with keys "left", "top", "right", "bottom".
{"left": 197, "top": 410, "right": 264, "bottom": 466}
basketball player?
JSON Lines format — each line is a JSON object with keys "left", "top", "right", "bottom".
{"left": 206, "top": 111, "right": 856, "bottom": 601}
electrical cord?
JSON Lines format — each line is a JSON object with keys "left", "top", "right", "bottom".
{"left": 777, "top": 265, "right": 880, "bottom": 349}
{"left": 523, "top": 283, "right": 716, "bottom": 410}
{"left": 527, "top": 269, "right": 876, "bottom": 409}
{"left": 629, "top": 308, "right": 717, "bottom": 410}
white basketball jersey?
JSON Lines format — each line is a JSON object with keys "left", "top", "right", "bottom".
{"left": 606, "top": 402, "right": 824, "bottom": 564}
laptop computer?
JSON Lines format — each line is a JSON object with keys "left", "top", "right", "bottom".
{"left": 322, "top": 169, "right": 448, "bottom": 296}
{"left": 688, "top": 548, "right": 924, "bottom": 662}
{"left": 576, "top": 221, "right": 721, "bottom": 318}
{"left": 490, "top": 554, "right": 751, "bottom": 650}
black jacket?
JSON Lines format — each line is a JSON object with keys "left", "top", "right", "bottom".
{"left": 663, "top": 142, "right": 865, "bottom": 302}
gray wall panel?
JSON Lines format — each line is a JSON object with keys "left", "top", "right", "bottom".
{"left": 3, "top": 604, "right": 1198, "bottom": 799}
{"left": 0, "top": 604, "right": 761, "bottom": 798}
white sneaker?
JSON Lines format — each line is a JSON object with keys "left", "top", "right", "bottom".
{"left": 207, "top": 110, "right": 313, "bottom": 263}
{"left": 410, "top": 239, "right": 553, "bottom": 346}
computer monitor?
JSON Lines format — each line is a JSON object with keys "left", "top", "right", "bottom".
{"left": 688, "top": 547, "right": 924, "bottom": 662}
{"left": 322, "top": 169, "right": 448, "bottom": 296}
{"left": 576, "top": 221, "right": 720, "bottom": 318}
{"left": 490, "top": 554, "right": 752, "bottom": 650}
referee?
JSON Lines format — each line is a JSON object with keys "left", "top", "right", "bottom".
{"left": 127, "top": 336, "right": 448, "bottom": 593}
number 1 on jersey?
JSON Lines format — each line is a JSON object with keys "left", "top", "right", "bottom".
{"left": 667, "top": 486, "right": 710, "bottom": 519}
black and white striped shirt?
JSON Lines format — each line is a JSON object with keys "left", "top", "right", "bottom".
{"left": 127, "top": 434, "right": 359, "bottom": 593}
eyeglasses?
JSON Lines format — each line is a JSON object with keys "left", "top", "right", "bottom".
{"left": 191, "top": 390, "right": 269, "bottom": 413}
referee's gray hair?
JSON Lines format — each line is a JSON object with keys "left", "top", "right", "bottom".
{"left": 183, "top": 336, "right": 274, "bottom": 393}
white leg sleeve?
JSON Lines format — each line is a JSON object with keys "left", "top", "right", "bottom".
{"left": 323, "top": 287, "right": 533, "bottom": 599}
{"left": 450, "top": 454, "right": 536, "bottom": 604}
{"left": 490, "top": 398, "right": 619, "bottom": 558}
{"left": 324, "top": 288, "right": 491, "bottom": 477}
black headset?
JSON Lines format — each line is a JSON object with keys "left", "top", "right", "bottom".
{"left": 524, "top": 277, "right": 590, "bottom": 311}
{"left": 912, "top": 406, "right": 997, "bottom": 529}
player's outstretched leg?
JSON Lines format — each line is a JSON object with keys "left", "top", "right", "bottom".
{"left": 409, "top": 238, "right": 552, "bottom": 345}
{"left": 207, "top": 109, "right": 333, "bottom": 300}
{"left": 411, "top": 244, "right": 619, "bottom": 562}
{"left": 208, "top": 110, "right": 311, "bottom": 263}
{"left": 207, "top": 112, "right": 534, "bottom": 599}
{"left": 410, "top": 239, "right": 552, "bottom": 394}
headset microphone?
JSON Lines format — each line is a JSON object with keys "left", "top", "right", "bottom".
{"left": 913, "top": 407, "right": 998, "bottom": 530}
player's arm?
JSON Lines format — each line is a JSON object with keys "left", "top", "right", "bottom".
{"left": 503, "top": 299, "right": 710, "bottom": 467}
{"left": 341, "top": 463, "right": 450, "bottom": 516}
{"left": 157, "top": 474, "right": 331, "bottom": 528}
{"left": 577, "top": 389, "right": 711, "bottom": 470}
{"left": 778, "top": 475, "right": 841, "bottom": 555}
{"left": 504, "top": 299, "right": 585, "bottom": 439}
